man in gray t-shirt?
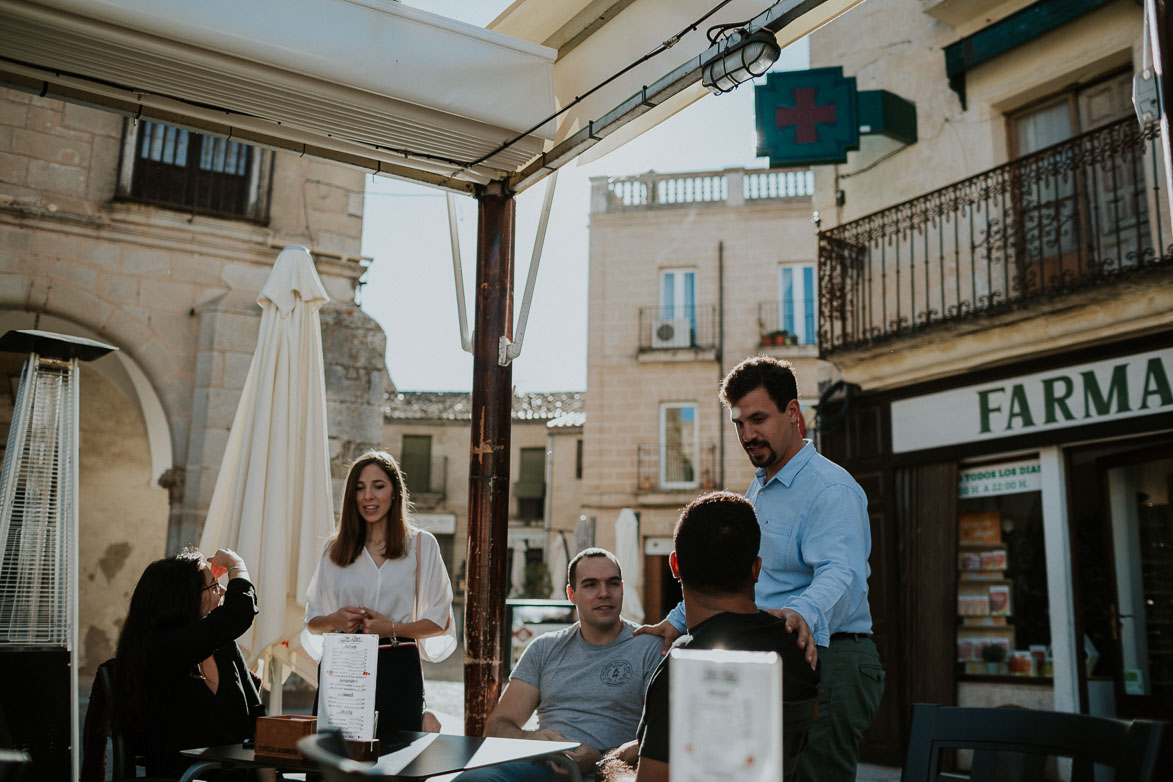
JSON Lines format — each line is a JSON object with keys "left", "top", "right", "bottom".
{"left": 457, "top": 548, "right": 662, "bottom": 781}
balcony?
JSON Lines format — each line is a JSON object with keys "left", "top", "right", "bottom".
{"left": 404, "top": 455, "right": 447, "bottom": 506}
{"left": 636, "top": 443, "right": 717, "bottom": 493}
{"left": 818, "top": 119, "right": 1172, "bottom": 355}
{"left": 756, "top": 300, "right": 819, "bottom": 356}
{"left": 638, "top": 306, "right": 716, "bottom": 354}
{"left": 594, "top": 167, "right": 813, "bottom": 214}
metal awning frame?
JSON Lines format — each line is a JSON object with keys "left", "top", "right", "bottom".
{"left": 503, "top": 0, "right": 833, "bottom": 194}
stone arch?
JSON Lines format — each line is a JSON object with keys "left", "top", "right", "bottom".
{"left": 0, "top": 308, "right": 172, "bottom": 680}
{"left": 0, "top": 309, "right": 173, "bottom": 483}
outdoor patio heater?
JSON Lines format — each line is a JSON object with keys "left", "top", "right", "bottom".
{"left": 0, "top": 330, "right": 115, "bottom": 781}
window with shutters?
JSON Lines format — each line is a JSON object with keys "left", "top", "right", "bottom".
{"left": 117, "top": 119, "right": 271, "bottom": 221}
{"left": 514, "top": 447, "right": 546, "bottom": 523}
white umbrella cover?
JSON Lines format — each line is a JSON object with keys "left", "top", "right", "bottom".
{"left": 548, "top": 530, "right": 568, "bottom": 600}
{"left": 198, "top": 245, "right": 335, "bottom": 685}
{"left": 510, "top": 539, "right": 528, "bottom": 598}
{"left": 614, "top": 507, "right": 644, "bottom": 623}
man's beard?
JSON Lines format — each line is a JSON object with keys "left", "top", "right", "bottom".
{"left": 743, "top": 439, "right": 777, "bottom": 468}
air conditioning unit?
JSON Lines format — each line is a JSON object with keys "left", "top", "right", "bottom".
{"left": 651, "top": 317, "right": 691, "bottom": 349}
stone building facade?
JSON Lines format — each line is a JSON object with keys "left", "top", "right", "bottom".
{"left": 584, "top": 166, "right": 836, "bottom": 621}
{"left": 382, "top": 390, "right": 585, "bottom": 613}
{"left": 803, "top": 0, "right": 1173, "bottom": 764}
{"left": 0, "top": 87, "right": 387, "bottom": 683}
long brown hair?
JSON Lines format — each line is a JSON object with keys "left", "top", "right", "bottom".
{"left": 113, "top": 549, "right": 205, "bottom": 734}
{"left": 329, "top": 450, "right": 414, "bottom": 566}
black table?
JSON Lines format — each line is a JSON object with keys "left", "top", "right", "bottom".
{"left": 179, "top": 731, "right": 581, "bottom": 780}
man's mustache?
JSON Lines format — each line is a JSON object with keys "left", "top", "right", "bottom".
{"left": 743, "top": 439, "right": 770, "bottom": 450}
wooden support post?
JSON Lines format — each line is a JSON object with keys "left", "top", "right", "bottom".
{"left": 463, "top": 192, "right": 515, "bottom": 736}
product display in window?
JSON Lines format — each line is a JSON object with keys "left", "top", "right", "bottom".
{"left": 956, "top": 461, "right": 1051, "bottom": 678}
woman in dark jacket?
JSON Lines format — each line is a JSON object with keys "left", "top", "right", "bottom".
{"left": 113, "top": 547, "right": 266, "bottom": 780}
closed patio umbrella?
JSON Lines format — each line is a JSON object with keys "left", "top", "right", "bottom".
{"left": 614, "top": 508, "right": 643, "bottom": 623}
{"left": 548, "top": 530, "right": 568, "bottom": 600}
{"left": 198, "top": 245, "right": 334, "bottom": 691}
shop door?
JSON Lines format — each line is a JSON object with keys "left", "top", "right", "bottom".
{"left": 1099, "top": 445, "right": 1173, "bottom": 720}
{"left": 643, "top": 554, "right": 682, "bottom": 623}
{"left": 819, "top": 391, "right": 903, "bottom": 764}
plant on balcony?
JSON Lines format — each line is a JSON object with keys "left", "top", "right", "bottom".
{"left": 761, "top": 329, "right": 788, "bottom": 346}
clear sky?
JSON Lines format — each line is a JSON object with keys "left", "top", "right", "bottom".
{"left": 360, "top": 1, "right": 810, "bottom": 392}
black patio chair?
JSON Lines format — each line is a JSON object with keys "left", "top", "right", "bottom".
{"left": 82, "top": 659, "right": 168, "bottom": 782}
{"left": 901, "top": 703, "right": 1166, "bottom": 782}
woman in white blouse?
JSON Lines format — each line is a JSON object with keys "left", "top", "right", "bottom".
{"left": 303, "top": 450, "right": 457, "bottom": 739}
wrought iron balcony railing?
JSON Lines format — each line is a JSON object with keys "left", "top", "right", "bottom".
{"left": 638, "top": 306, "right": 716, "bottom": 351}
{"left": 636, "top": 443, "right": 717, "bottom": 492}
{"left": 818, "top": 118, "right": 1172, "bottom": 353}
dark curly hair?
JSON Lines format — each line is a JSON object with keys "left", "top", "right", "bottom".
{"left": 719, "top": 355, "right": 798, "bottom": 413}
{"left": 673, "top": 491, "right": 760, "bottom": 597}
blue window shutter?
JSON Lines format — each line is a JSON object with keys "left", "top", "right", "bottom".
{"left": 782, "top": 267, "right": 795, "bottom": 335}
{"left": 803, "top": 266, "right": 815, "bottom": 344}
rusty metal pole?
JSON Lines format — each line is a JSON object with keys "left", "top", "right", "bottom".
{"left": 463, "top": 191, "right": 515, "bottom": 736}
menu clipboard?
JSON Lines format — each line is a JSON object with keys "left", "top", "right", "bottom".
{"left": 669, "top": 648, "right": 782, "bottom": 782}
{"left": 318, "top": 633, "right": 378, "bottom": 740}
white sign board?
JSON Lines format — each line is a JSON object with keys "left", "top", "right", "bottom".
{"left": 413, "top": 513, "right": 456, "bottom": 534}
{"left": 958, "top": 459, "right": 1041, "bottom": 498}
{"left": 644, "top": 536, "right": 673, "bottom": 556}
{"left": 319, "top": 633, "right": 378, "bottom": 740}
{"left": 891, "top": 348, "right": 1173, "bottom": 453}
{"left": 669, "top": 649, "right": 782, "bottom": 782}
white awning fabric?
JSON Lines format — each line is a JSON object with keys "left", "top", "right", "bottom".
{"left": 0, "top": 0, "right": 557, "bottom": 190}
{"left": 0, "top": 0, "right": 863, "bottom": 191}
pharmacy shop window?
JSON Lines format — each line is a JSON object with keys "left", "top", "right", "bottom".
{"left": 956, "top": 457, "right": 1051, "bottom": 680}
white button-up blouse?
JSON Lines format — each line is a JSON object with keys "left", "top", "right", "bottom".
{"left": 302, "top": 528, "right": 457, "bottom": 663}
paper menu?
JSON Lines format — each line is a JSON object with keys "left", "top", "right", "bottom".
{"left": 318, "top": 633, "right": 378, "bottom": 741}
{"left": 669, "top": 649, "right": 782, "bottom": 782}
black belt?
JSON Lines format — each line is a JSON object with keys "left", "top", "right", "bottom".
{"left": 830, "top": 632, "right": 871, "bottom": 642}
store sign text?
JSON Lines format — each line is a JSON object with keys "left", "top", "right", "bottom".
{"left": 977, "top": 358, "right": 1171, "bottom": 434}
{"left": 891, "top": 348, "right": 1173, "bottom": 453}
{"left": 958, "top": 460, "right": 1041, "bottom": 498}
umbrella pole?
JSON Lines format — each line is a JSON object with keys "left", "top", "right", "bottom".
{"left": 463, "top": 191, "right": 515, "bottom": 736}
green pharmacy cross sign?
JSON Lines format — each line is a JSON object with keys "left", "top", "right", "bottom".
{"left": 755, "top": 67, "right": 917, "bottom": 167}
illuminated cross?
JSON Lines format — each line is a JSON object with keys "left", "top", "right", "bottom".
{"left": 775, "top": 87, "right": 837, "bottom": 145}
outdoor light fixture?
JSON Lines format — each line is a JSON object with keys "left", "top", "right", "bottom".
{"left": 701, "top": 27, "right": 781, "bottom": 95}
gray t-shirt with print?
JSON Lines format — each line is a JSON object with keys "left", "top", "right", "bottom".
{"left": 510, "top": 619, "right": 663, "bottom": 752}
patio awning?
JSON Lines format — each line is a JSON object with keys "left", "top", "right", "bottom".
{"left": 489, "top": 0, "right": 864, "bottom": 168}
{"left": 0, "top": 0, "right": 557, "bottom": 191}
{"left": 0, "top": 0, "right": 865, "bottom": 193}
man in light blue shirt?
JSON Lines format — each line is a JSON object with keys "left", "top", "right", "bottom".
{"left": 637, "top": 356, "right": 884, "bottom": 782}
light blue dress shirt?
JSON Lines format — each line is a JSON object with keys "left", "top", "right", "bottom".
{"left": 667, "top": 440, "right": 874, "bottom": 646}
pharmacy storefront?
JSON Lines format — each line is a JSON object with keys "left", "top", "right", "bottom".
{"left": 829, "top": 334, "right": 1172, "bottom": 750}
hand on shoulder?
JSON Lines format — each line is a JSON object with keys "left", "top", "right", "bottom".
{"left": 632, "top": 619, "right": 683, "bottom": 656}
